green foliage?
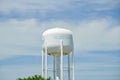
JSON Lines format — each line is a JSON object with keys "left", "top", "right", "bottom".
{"left": 16, "top": 75, "right": 51, "bottom": 80}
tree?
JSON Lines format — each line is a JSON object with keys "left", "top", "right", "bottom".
{"left": 16, "top": 75, "right": 51, "bottom": 80}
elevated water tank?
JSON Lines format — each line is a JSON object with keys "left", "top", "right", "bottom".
{"left": 42, "top": 28, "right": 73, "bottom": 56}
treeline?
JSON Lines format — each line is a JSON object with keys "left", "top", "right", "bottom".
{"left": 16, "top": 75, "right": 51, "bottom": 80}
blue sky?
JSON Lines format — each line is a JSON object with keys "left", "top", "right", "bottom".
{"left": 0, "top": 0, "right": 120, "bottom": 80}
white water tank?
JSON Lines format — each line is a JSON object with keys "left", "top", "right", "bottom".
{"left": 42, "top": 28, "right": 73, "bottom": 56}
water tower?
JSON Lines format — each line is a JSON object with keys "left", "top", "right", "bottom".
{"left": 42, "top": 28, "right": 74, "bottom": 80}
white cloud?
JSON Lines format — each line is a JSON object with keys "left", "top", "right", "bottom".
{"left": 84, "top": 0, "right": 120, "bottom": 11}
{"left": 73, "top": 19, "right": 120, "bottom": 51}
{"left": 0, "top": 19, "right": 43, "bottom": 59}
{"left": 0, "top": 18, "right": 120, "bottom": 59}
{"left": 0, "top": 0, "right": 74, "bottom": 14}
{"left": 0, "top": 0, "right": 119, "bottom": 14}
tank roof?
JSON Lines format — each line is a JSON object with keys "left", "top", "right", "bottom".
{"left": 43, "top": 28, "right": 72, "bottom": 36}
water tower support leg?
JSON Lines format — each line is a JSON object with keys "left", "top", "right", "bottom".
{"left": 53, "top": 56, "right": 56, "bottom": 80}
{"left": 68, "top": 54, "right": 70, "bottom": 80}
{"left": 45, "top": 42, "right": 48, "bottom": 79}
{"left": 42, "top": 49, "right": 44, "bottom": 77}
{"left": 72, "top": 50, "right": 74, "bottom": 80}
{"left": 60, "top": 40, "right": 63, "bottom": 80}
